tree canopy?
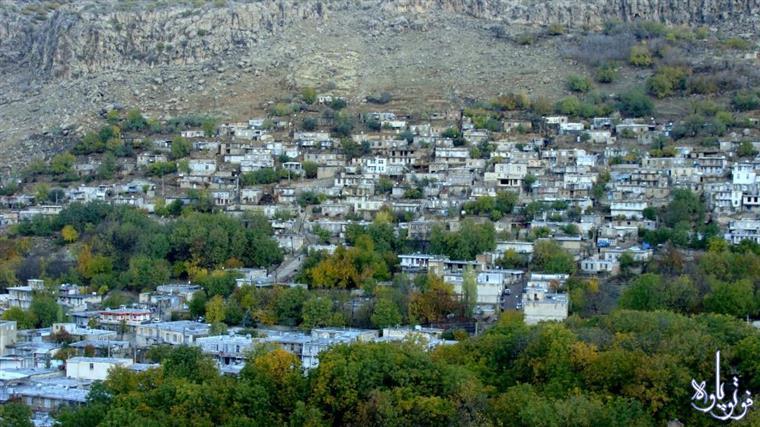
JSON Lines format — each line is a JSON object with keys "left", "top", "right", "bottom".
{"left": 53, "top": 309, "right": 760, "bottom": 426}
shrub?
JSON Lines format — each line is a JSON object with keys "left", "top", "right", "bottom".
{"left": 555, "top": 96, "right": 582, "bottom": 116}
{"left": 301, "top": 87, "right": 317, "bottom": 104}
{"left": 647, "top": 73, "right": 675, "bottom": 98}
{"left": 722, "top": 37, "right": 751, "bottom": 50}
{"left": 270, "top": 103, "right": 295, "bottom": 116}
{"left": 366, "top": 118, "right": 381, "bottom": 131}
{"left": 566, "top": 75, "right": 593, "bottom": 93}
{"left": 686, "top": 76, "right": 719, "bottom": 95}
{"left": 490, "top": 93, "right": 530, "bottom": 111}
{"left": 492, "top": 25, "right": 508, "bottom": 40}
{"left": 632, "top": 21, "right": 668, "bottom": 39}
{"left": 594, "top": 64, "right": 619, "bottom": 83}
{"left": 529, "top": 97, "right": 553, "bottom": 116}
{"left": 629, "top": 44, "right": 653, "bottom": 67}
{"left": 738, "top": 141, "right": 758, "bottom": 157}
{"left": 302, "top": 117, "right": 317, "bottom": 131}
{"left": 618, "top": 89, "right": 654, "bottom": 117}
{"left": 241, "top": 168, "right": 282, "bottom": 186}
{"left": 664, "top": 26, "right": 695, "bottom": 42}
{"left": 732, "top": 90, "right": 760, "bottom": 111}
{"left": 515, "top": 33, "right": 535, "bottom": 45}
{"left": 547, "top": 23, "right": 565, "bottom": 36}
{"left": 330, "top": 98, "right": 347, "bottom": 110}
{"left": 332, "top": 113, "right": 354, "bottom": 137}
{"left": 366, "top": 92, "right": 392, "bottom": 104}
{"left": 441, "top": 128, "right": 460, "bottom": 139}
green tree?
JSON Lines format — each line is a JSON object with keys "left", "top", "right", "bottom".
{"left": 1, "top": 306, "right": 37, "bottom": 329}
{"left": 125, "top": 108, "right": 147, "bottom": 131}
{"left": 97, "top": 152, "right": 117, "bottom": 180}
{"left": 302, "top": 161, "right": 318, "bottom": 179}
{"left": 30, "top": 293, "right": 62, "bottom": 328}
{"left": 646, "top": 73, "right": 674, "bottom": 98}
{"left": 619, "top": 251, "right": 635, "bottom": 275}
{"left": 663, "top": 189, "right": 704, "bottom": 228}
{"left": 123, "top": 256, "right": 170, "bottom": 291}
{"left": 619, "top": 273, "right": 663, "bottom": 311}
{"left": 302, "top": 297, "right": 339, "bottom": 329}
{"left": 241, "top": 348, "right": 305, "bottom": 418}
{"left": 188, "top": 291, "right": 208, "bottom": 319}
{"left": 497, "top": 249, "right": 527, "bottom": 269}
{"left": 241, "top": 168, "right": 279, "bottom": 185}
{"left": 197, "top": 271, "right": 238, "bottom": 298}
{"left": 147, "top": 161, "right": 177, "bottom": 177}
{"left": 371, "top": 295, "right": 402, "bottom": 328}
{"left": 340, "top": 138, "right": 367, "bottom": 161}
{"left": 594, "top": 63, "right": 618, "bottom": 83}
{"left": 50, "top": 152, "right": 76, "bottom": 176}
{"left": 267, "top": 287, "right": 304, "bottom": 326}
{"left": 271, "top": 103, "right": 295, "bottom": 116}
{"left": 555, "top": 96, "right": 582, "bottom": 116}
{"left": 162, "top": 345, "right": 218, "bottom": 383}
{"left": 531, "top": 240, "right": 576, "bottom": 274}
{"left": 302, "top": 87, "right": 317, "bottom": 104}
{"left": 202, "top": 117, "right": 218, "bottom": 137}
{"left": 376, "top": 177, "right": 394, "bottom": 194}
{"left": 0, "top": 402, "right": 33, "bottom": 427}
{"left": 205, "top": 294, "right": 226, "bottom": 324}
{"left": 522, "top": 174, "right": 536, "bottom": 193}
{"left": 642, "top": 206, "right": 657, "bottom": 221}
{"left": 429, "top": 220, "right": 495, "bottom": 260}
{"left": 171, "top": 136, "right": 192, "bottom": 159}
{"left": 703, "top": 279, "right": 755, "bottom": 318}
{"left": 738, "top": 141, "right": 758, "bottom": 157}
{"left": 461, "top": 267, "right": 478, "bottom": 318}
{"left": 618, "top": 89, "right": 654, "bottom": 117}
{"left": 302, "top": 117, "right": 318, "bottom": 131}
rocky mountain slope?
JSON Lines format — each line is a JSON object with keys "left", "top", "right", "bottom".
{"left": 0, "top": 0, "right": 758, "bottom": 168}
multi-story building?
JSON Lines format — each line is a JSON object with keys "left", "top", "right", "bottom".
{"left": 97, "top": 307, "right": 152, "bottom": 328}
{"left": 7, "top": 279, "right": 45, "bottom": 310}
{"left": 135, "top": 321, "right": 211, "bottom": 347}
{"left": 522, "top": 275, "right": 569, "bottom": 325}
{"left": 725, "top": 219, "right": 760, "bottom": 244}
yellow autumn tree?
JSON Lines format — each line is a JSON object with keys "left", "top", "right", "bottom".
{"left": 61, "top": 225, "right": 79, "bottom": 243}
{"left": 205, "top": 295, "right": 226, "bottom": 324}
{"left": 309, "top": 246, "right": 362, "bottom": 289}
{"left": 408, "top": 274, "right": 459, "bottom": 324}
{"left": 242, "top": 348, "right": 305, "bottom": 415}
{"left": 76, "top": 244, "right": 113, "bottom": 280}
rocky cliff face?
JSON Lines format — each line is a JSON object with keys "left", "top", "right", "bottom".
{"left": 1, "top": 0, "right": 757, "bottom": 79}
{"left": 0, "top": 0, "right": 757, "bottom": 167}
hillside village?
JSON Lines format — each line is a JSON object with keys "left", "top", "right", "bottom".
{"left": 0, "top": 83, "right": 759, "bottom": 422}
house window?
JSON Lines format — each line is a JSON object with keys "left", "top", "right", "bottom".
{"left": 89, "top": 363, "right": 94, "bottom": 370}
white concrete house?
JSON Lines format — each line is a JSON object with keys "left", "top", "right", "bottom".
{"left": 66, "top": 357, "right": 134, "bottom": 381}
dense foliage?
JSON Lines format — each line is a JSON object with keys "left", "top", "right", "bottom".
{"left": 53, "top": 310, "right": 760, "bottom": 426}
{"left": 13, "top": 202, "right": 282, "bottom": 295}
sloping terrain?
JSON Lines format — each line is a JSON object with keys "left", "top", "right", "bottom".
{"left": 0, "top": 0, "right": 758, "bottom": 167}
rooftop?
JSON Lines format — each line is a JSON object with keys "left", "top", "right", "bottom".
{"left": 141, "top": 320, "right": 210, "bottom": 333}
{"left": 67, "top": 357, "right": 133, "bottom": 364}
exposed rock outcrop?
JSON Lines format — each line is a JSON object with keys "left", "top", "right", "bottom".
{"left": 1, "top": 0, "right": 757, "bottom": 79}
{"left": 0, "top": 0, "right": 757, "bottom": 167}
